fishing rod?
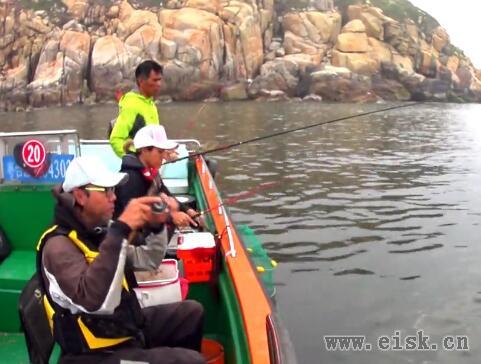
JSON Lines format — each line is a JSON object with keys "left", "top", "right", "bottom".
{"left": 192, "top": 181, "right": 278, "bottom": 218}
{"left": 164, "top": 102, "right": 418, "bottom": 165}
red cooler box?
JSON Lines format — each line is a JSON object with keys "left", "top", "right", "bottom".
{"left": 177, "top": 232, "right": 216, "bottom": 283}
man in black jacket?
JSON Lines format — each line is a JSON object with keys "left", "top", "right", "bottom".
{"left": 39, "top": 156, "right": 205, "bottom": 363}
{"left": 114, "top": 125, "right": 202, "bottom": 229}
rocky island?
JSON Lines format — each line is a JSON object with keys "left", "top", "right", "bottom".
{"left": 0, "top": 0, "right": 480, "bottom": 111}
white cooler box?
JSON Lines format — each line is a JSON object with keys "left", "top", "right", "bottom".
{"left": 134, "top": 259, "right": 182, "bottom": 308}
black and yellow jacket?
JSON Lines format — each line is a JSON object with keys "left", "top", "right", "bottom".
{"left": 37, "top": 196, "right": 145, "bottom": 354}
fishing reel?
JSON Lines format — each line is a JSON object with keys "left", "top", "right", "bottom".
{"left": 151, "top": 201, "right": 168, "bottom": 214}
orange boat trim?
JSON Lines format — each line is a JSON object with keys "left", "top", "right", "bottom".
{"left": 195, "top": 157, "right": 273, "bottom": 364}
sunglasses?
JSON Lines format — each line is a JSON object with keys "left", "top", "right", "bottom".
{"left": 83, "top": 186, "right": 116, "bottom": 197}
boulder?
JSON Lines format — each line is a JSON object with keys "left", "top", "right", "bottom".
{"left": 384, "top": 21, "right": 401, "bottom": 42}
{"left": 269, "top": 41, "right": 281, "bottom": 52}
{"left": 311, "top": 0, "right": 334, "bottom": 12}
{"left": 347, "top": 5, "right": 393, "bottom": 40}
{"left": 469, "top": 77, "right": 481, "bottom": 101}
{"left": 417, "top": 78, "right": 450, "bottom": 101}
{"left": 219, "top": 1, "right": 264, "bottom": 78}
{"left": 341, "top": 19, "right": 365, "bottom": 33}
{"left": 283, "top": 31, "right": 325, "bottom": 60}
{"left": 360, "top": 12, "right": 383, "bottom": 40}
{"left": 248, "top": 59, "right": 299, "bottom": 98}
{"left": 380, "top": 61, "right": 424, "bottom": 92}
{"left": 254, "top": 89, "right": 289, "bottom": 102}
{"left": 283, "top": 11, "right": 341, "bottom": 45}
{"left": 404, "top": 20, "right": 418, "bottom": 43}
{"left": 28, "top": 37, "right": 63, "bottom": 107}
{"left": 418, "top": 48, "right": 437, "bottom": 77}
{"left": 90, "top": 35, "right": 141, "bottom": 100}
{"left": 161, "top": 38, "right": 177, "bottom": 60}
{"left": 163, "top": 60, "right": 199, "bottom": 98}
{"left": 308, "top": 71, "right": 375, "bottom": 102}
{"left": 160, "top": 8, "right": 224, "bottom": 80}
{"left": 282, "top": 13, "right": 309, "bottom": 38}
{"left": 303, "top": 93, "right": 322, "bottom": 101}
{"left": 282, "top": 53, "right": 322, "bottom": 73}
{"left": 3, "top": 15, "right": 14, "bottom": 36}
{"left": 456, "top": 64, "right": 473, "bottom": 90}
{"left": 106, "top": 4, "right": 120, "bottom": 19}
{"left": 305, "top": 11, "right": 341, "bottom": 43}
{"left": 59, "top": 31, "right": 91, "bottom": 104}
{"left": 26, "top": 16, "right": 50, "bottom": 34}
{"left": 220, "top": 82, "right": 248, "bottom": 101}
{"left": 446, "top": 55, "right": 459, "bottom": 74}
{"left": 125, "top": 23, "right": 162, "bottom": 60}
{"left": 117, "top": 8, "right": 159, "bottom": 40}
{"left": 60, "top": 30, "right": 90, "bottom": 67}
{"left": 184, "top": 0, "right": 221, "bottom": 14}
{"left": 118, "top": 0, "right": 134, "bottom": 21}
{"left": 0, "top": 64, "right": 29, "bottom": 111}
{"left": 393, "top": 53, "right": 414, "bottom": 74}
{"left": 432, "top": 26, "right": 449, "bottom": 52}
{"left": 275, "top": 47, "right": 286, "bottom": 57}
{"left": 368, "top": 37, "right": 392, "bottom": 65}
{"left": 62, "top": 19, "right": 85, "bottom": 32}
{"left": 29, "top": 31, "right": 91, "bottom": 107}
{"left": 372, "top": 75, "right": 410, "bottom": 101}
{"left": 312, "top": 65, "right": 352, "bottom": 79}
{"left": 332, "top": 49, "right": 378, "bottom": 75}
{"left": 63, "top": 0, "right": 89, "bottom": 20}
{"left": 335, "top": 32, "right": 369, "bottom": 53}
{"left": 347, "top": 5, "right": 363, "bottom": 21}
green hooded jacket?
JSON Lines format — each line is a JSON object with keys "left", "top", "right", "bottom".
{"left": 109, "top": 90, "right": 160, "bottom": 157}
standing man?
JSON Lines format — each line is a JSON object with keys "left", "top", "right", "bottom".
{"left": 37, "top": 156, "right": 205, "bottom": 363}
{"left": 110, "top": 60, "right": 164, "bottom": 158}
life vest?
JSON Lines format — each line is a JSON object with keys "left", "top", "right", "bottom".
{"left": 36, "top": 225, "right": 145, "bottom": 354}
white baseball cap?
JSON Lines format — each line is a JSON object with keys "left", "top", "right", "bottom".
{"left": 133, "top": 125, "right": 178, "bottom": 151}
{"left": 62, "top": 156, "right": 128, "bottom": 192}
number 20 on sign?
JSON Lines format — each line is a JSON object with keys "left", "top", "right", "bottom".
{"left": 21, "top": 139, "right": 46, "bottom": 168}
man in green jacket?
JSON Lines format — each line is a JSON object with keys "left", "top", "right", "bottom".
{"left": 110, "top": 60, "right": 163, "bottom": 157}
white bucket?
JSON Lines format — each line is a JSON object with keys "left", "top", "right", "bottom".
{"left": 134, "top": 259, "right": 182, "bottom": 308}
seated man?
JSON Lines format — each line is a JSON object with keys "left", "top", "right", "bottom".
{"left": 37, "top": 156, "right": 206, "bottom": 364}
{"left": 114, "top": 125, "right": 203, "bottom": 230}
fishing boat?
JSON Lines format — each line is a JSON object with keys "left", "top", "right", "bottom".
{"left": 0, "top": 130, "right": 296, "bottom": 364}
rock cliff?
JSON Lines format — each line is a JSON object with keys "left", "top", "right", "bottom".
{"left": 0, "top": 0, "right": 479, "bottom": 110}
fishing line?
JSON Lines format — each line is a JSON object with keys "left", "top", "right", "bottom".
{"left": 165, "top": 102, "right": 418, "bottom": 164}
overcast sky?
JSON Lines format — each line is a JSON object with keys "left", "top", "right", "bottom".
{"left": 409, "top": 0, "right": 480, "bottom": 68}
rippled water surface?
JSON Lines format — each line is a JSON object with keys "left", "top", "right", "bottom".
{"left": 2, "top": 101, "right": 481, "bottom": 363}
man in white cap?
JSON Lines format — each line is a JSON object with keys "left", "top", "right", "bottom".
{"left": 115, "top": 125, "right": 202, "bottom": 229}
{"left": 36, "top": 156, "right": 205, "bottom": 363}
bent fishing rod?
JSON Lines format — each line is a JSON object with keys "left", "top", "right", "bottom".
{"left": 165, "top": 102, "right": 418, "bottom": 165}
